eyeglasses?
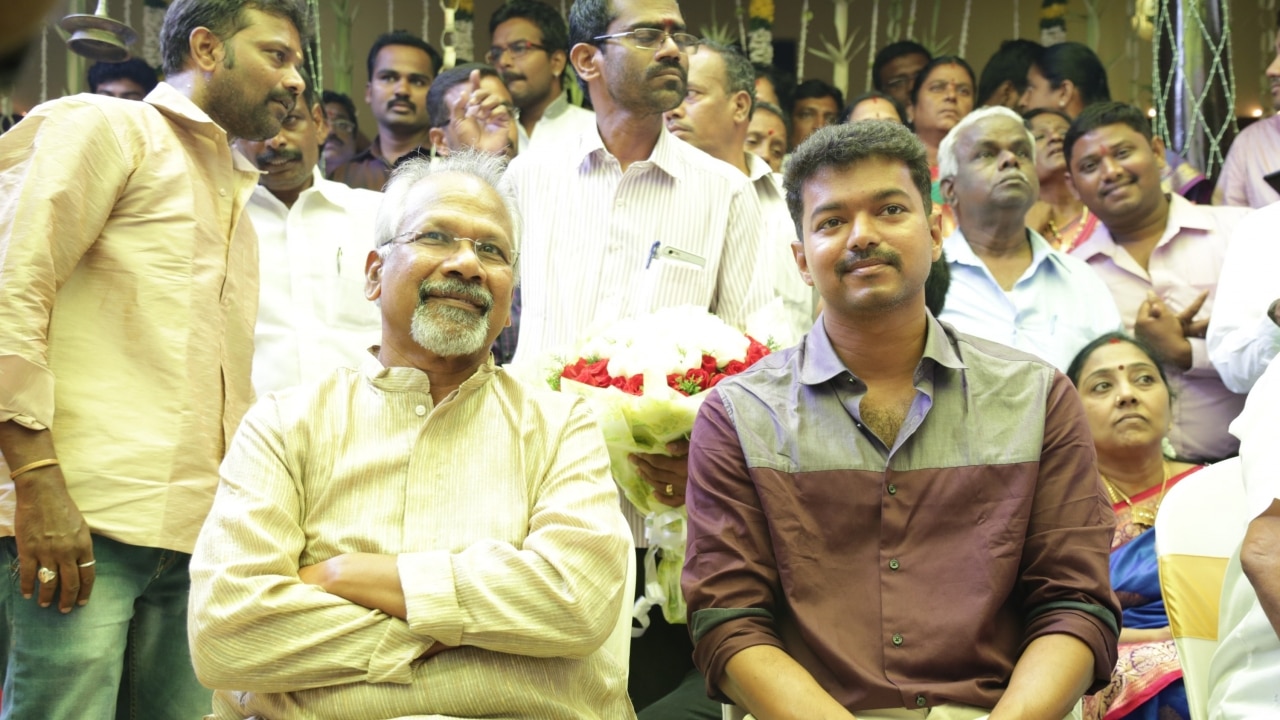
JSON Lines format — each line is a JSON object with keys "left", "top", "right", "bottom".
{"left": 328, "top": 118, "right": 356, "bottom": 133}
{"left": 592, "top": 28, "right": 700, "bottom": 54}
{"left": 485, "top": 40, "right": 548, "bottom": 64}
{"left": 388, "top": 229, "right": 517, "bottom": 268}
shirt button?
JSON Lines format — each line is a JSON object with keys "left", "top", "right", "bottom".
{"left": 414, "top": 405, "right": 426, "bottom": 416}
{"left": 887, "top": 483, "right": 897, "bottom": 495}
{"left": 916, "top": 695, "right": 927, "bottom": 707}
{"left": 889, "top": 558, "right": 900, "bottom": 571}
{"left": 219, "top": 188, "right": 227, "bottom": 197}
{"left": 892, "top": 633, "right": 903, "bottom": 646}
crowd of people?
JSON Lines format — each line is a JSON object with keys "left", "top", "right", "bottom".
{"left": 0, "top": 0, "right": 1278, "bottom": 718}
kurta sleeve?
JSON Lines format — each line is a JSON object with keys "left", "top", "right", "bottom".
{"left": 0, "top": 101, "right": 129, "bottom": 429}
{"left": 187, "top": 397, "right": 433, "bottom": 693}
{"left": 1018, "top": 372, "right": 1123, "bottom": 692}
{"left": 684, "top": 389, "right": 787, "bottom": 701}
{"left": 396, "top": 399, "right": 631, "bottom": 658}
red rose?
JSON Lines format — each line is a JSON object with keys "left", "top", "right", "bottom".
{"left": 583, "top": 359, "right": 612, "bottom": 387}
{"left": 560, "top": 359, "right": 588, "bottom": 382}
{"left": 666, "top": 373, "right": 683, "bottom": 390}
{"left": 685, "top": 367, "right": 711, "bottom": 389}
{"left": 624, "top": 374, "right": 645, "bottom": 395}
{"left": 723, "top": 359, "right": 747, "bottom": 375}
{"left": 708, "top": 372, "right": 727, "bottom": 387}
{"left": 611, "top": 376, "right": 626, "bottom": 389}
{"left": 700, "top": 354, "right": 718, "bottom": 373}
{"left": 745, "top": 338, "right": 771, "bottom": 365}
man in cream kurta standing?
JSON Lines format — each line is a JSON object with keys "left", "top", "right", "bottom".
{"left": 233, "top": 81, "right": 383, "bottom": 395}
{"left": 0, "top": 0, "right": 309, "bottom": 717}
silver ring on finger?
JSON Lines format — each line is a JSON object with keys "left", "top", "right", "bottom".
{"left": 664, "top": 483, "right": 674, "bottom": 497}
{"left": 78, "top": 560, "right": 96, "bottom": 568}
{"left": 37, "top": 567, "right": 57, "bottom": 584}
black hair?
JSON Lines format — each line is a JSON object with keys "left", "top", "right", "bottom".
{"left": 366, "top": 30, "right": 443, "bottom": 80}
{"left": 567, "top": 0, "right": 614, "bottom": 49}
{"left": 1066, "top": 332, "right": 1172, "bottom": 392}
{"left": 925, "top": 253, "right": 950, "bottom": 317}
{"left": 321, "top": 90, "right": 358, "bottom": 130}
{"left": 1035, "top": 41, "right": 1110, "bottom": 107}
{"left": 977, "top": 39, "right": 1042, "bottom": 105}
{"left": 843, "top": 90, "right": 907, "bottom": 123}
{"left": 783, "top": 120, "right": 932, "bottom": 239}
{"left": 1063, "top": 101, "right": 1152, "bottom": 170}
{"left": 909, "top": 55, "right": 976, "bottom": 107}
{"left": 1022, "top": 107, "right": 1072, "bottom": 127}
{"left": 872, "top": 40, "right": 932, "bottom": 93}
{"left": 87, "top": 57, "right": 159, "bottom": 94}
{"left": 160, "top": 0, "right": 314, "bottom": 76}
{"left": 792, "top": 78, "right": 844, "bottom": 117}
{"left": 753, "top": 100, "right": 791, "bottom": 138}
{"left": 489, "top": 0, "right": 569, "bottom": 53}
{"left": 700, "top": 41, "right": 756, "bottom": 113}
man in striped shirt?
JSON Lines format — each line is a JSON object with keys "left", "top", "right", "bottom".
{"left": 503, "top": 0, "right": 771, "bottom": 715}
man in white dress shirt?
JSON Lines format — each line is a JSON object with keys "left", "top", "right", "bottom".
{"left": 1206, "top": 200, "right": 1280, "bottom": 394}
{"left": 233, "top": 83, "right": 384, "bottom": 396}
{"left": 1206, "top": 360, "right": 1280, "bottom": 719}
{"left": 935, "top": 106, "right": 1120, "bottom": 371}
{"left": 664, "top": 40, "right": 814, "bottom": 347}
{"left": 487, "top": 0, "right": 595, "bottom": 154}
{"left": 502, "top": 0, "right": 770, "bottom": 714}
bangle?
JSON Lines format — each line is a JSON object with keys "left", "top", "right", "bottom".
{"left": 8, "top": 459, "right": 59, "bottom": 480}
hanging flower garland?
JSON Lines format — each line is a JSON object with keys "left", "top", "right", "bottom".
{"left": 1040, "top": 0, "right": 1068, "bottom": 46}
{"left": 747, "top": 0, "right": 774, "bottom": 65}
{"left": 455, "top": 0, "right": 475, "bottom": 62}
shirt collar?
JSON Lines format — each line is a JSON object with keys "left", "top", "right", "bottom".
{"left": 798, "top": 312, "right": 967, "bottom": 386}
{"left": 538, "top": 89, "right": 573, "bottom": 121}
{"left": 746, "top": 151, "right": 773, "bottom": 183}
{"left": 1073, "top": 193, "right": 1208, "bottom": 259}
{"left": 361, "top": 349, "right": 498, "bottom": 395}
{"left": 573, "top": 124, "right": 685, "bottom": 180}
{"left": 944, "top": 226, "right": 1067, "bottom": 272}
{"left": 144, "top": 82, "right": 219, "bottom": 129}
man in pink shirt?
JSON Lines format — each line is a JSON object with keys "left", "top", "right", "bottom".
{"left": 1216, "top": 29, "right": 1280, "bottom": 208}
{"left": 1066, "top": 102, "right": 1248, "bottom": 462}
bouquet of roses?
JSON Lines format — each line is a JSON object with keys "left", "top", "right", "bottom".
{"left": 548, "top": 307, "right": 773, "bottom": 626}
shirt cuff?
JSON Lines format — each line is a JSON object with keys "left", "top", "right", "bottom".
{"left": 1023, "top": 606, "right": 1119, "bottom": 693}
{"left": 691, "top": 610, "right": 786, "bottom": 703}
{"left": 398, "top": 550, "right": 464, "bottom": 646}
{"left": 0, "top": 354, "right": 55, "bottom": 429}
{"left": 368, "top": 619, "right": 436, "bottom": 684}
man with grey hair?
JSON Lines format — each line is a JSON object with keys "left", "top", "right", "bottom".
{"left": 0, "top": 0, "right": 308, "bottom": 716}
{"left": 664, "top": 40, "right": 814, "bottom": 346}
{"left": 188, "top": 152, "right": 634, "bottom": 719}
{"left": 684, "top": 120, "right": 1120, "bottom": 720}
{"left": 935, "top": 105, "right": 1119, "bottom": 371}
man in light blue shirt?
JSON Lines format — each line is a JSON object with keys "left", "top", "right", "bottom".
{"left": 936, "top": 106, "right": 1120, "bottom": 370}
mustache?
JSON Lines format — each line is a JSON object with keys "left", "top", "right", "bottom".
{"left": 834, "top": 247, "right": 902, "bottom": 275}
{"left": 418, "top": 278, "right": 494, "bottom": 313}
{"left": 255, "top": 147, "right": 303, "bottom": 165}
{"left": 387, "top": 98, "right": 416, "bottom": 111}
{"left": 646, "top": 60, "right": 687, "bottom": 83}
{"left": 499, "top": 70, "right": 525, "bottom": 84}
{"left": 270, "top": 90, "right": 297, "bottom": 113}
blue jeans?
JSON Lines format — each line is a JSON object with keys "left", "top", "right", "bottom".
{"left": 0, "top": 534, "right": 211, "bottom": 720}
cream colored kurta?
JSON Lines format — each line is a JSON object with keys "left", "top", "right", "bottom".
{"left": 188, "top": 357, "right": 635, "bottom": 720}
{"left": 0, "top": 83, "right": 260, "bottom": 553}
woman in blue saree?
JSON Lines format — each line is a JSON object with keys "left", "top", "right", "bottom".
{"left": 1067, "top": 334, "right": 1199, "bottom": 720}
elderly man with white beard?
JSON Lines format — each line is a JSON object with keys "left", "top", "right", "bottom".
{"left": 187, "top": 151, "right": 635, "bottom": 720}
{"left": 934, "top": 105, "right": 1120, "bottom": 371}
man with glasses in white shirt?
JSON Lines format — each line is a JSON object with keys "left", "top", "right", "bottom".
{"left": 502, "top": 0, "right": 770, "bottom": 716}
{"left": 487, "top": 0, "right": 595, "bottom": 154}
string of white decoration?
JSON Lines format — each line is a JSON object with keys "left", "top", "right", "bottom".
{"left": 124, "top": 0, "right": 131, "bottom": 29}
{"left": 1013, "top": 0, "right": 1019, "bottom": 39}
{"left": 797, "top": 0, "right": 810, "bottom": 80}
{"left": 422, "top": 0, "right": 429, "bottom": 40}
{"left": 958, "top": 0, "right": 972, "bottom": 59}
{"left": 388, "top": 0, "right": 395, "bottom": 31}
{"left": 866, "top": 0, "right": 879, "bottom": 90}
{"left": 906, "top": 0, "right": 917, "bottom": 39}
{"left": 41, "top": 22, "right": 48, "bottom": 104}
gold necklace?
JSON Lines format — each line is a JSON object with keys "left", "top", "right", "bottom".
{"left": 1102, "top": 460, "right": 1171, "bottom": 527}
